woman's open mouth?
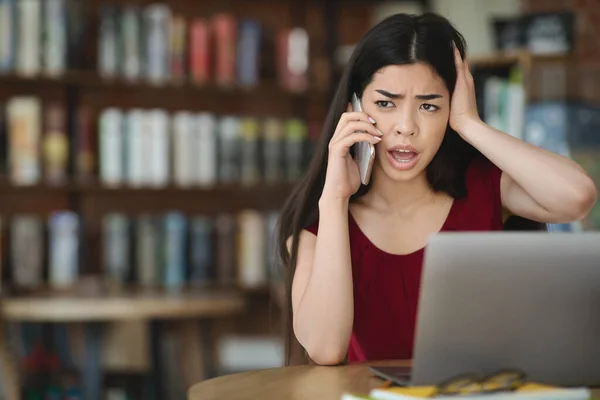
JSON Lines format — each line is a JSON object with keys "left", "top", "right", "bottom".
{"left": 386, "top": 146, "right": 420, "bottom": 171}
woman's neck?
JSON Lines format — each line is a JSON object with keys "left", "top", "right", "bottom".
{"left": 360, "top": 170, "right": 438, "bottom": 215}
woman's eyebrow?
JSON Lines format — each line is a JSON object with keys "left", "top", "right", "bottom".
{"left": 375, "top": 89, "right": 443, "bottom": 100}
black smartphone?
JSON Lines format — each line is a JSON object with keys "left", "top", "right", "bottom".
{"left": 369, "top": 366, "right": 412, "bottom": 386}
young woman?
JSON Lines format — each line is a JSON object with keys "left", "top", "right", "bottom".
{"left": 277, "top": 13, "right": 597, "bottom": 366}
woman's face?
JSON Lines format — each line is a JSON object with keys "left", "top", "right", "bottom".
{"left": 360, "top": 63, "right": 450, "bottom": 183}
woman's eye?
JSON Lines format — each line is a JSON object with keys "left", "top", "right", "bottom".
{"left": 375, "top": 100, "right": 393, "bottom": 108}
{"left": 421, "top": 103, "right": 439, "bottom": 112}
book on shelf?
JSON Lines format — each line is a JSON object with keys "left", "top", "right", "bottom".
{"left": 43, "top": 102, "right": 69, "bottom": 185}
{"left": 72, "top": 105, "right": 95, "bottom": 183}
{"left": 103, "top": 213, "right": 131, "bottom": 287}
{"left": 164, "top": 211, "right": 187, "bottom": 289}
{"left": 190, "top": 18, "right": 210, "bottom": 86}
{"left": 237, "top": 210, "right": 267, "bottom": 288}
{"left": 99, "top": 210, "right": 280, "bottom": 290}
{"left": 43, "top": 0, "right": 67, "bottom": 77}
{"left": 10, "top": 214, "right": 44, "bottom": 289}
{"left": 16, "top": 0, "right": 41, "bottom": 77}
{"left": 172, "top": 111, "right": 197, "bottom": 187}
{"left": 189, "top": 215, "right": 214, "bottom": 286}
{"left": 48, "top": 211, "right": 79, "bottom": 288}
{"left": 0, "top": 0, "right": 17, "bottom": 74}
{"left": 95, "top": 3, "right": 310, "bottom": 91}
{"left": 6, "top": 96, "right": 42, "bottom": 186}
{"left": 240, "top": 117, "right": 261, "bottom": 186}
{"left": 196, "top": 112, "right": 218, "bottom": 187}
{"left": 0, "top": 209, "right": 280, "bottom": 290}
{"left": 92, "top": 109, "right": 310, "bottom": 188}
{"left": 0, "top": 0, "right": 81, "bottom": 77}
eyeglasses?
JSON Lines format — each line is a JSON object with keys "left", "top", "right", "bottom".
{"left": 429, "top": 369, "right": 527, "bottom": 397}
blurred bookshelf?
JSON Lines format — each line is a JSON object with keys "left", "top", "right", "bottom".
{"left": 0, "top": 0, "right": 338, "bottom": 398}
{"left": 471, "top": 50, "right": 600, "bottom": 232}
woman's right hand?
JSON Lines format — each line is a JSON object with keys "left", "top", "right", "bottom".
{"left": 321, "top": 108, "right": 382, "bottom": 202}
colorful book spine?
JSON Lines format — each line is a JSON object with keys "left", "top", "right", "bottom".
{"left": 125, "top": 109, "right": 145, "bottom": 187}
{"left": 218, "top": 116, "right": 240, "bottom": 183}
{"left": 136, "top": 215, "right": 159, "bottom": 286}
{"left": 170, "top": 14, "right": 187, "bottom": 84}
{"left": 43, "top": 102, "right": 69, "bottom": 185}
{"left": 99, "top": 108, "right": 124, "bottom": 187}
{"left": 263, "top": 118, "right": 284, "bottom": 184}
{"left": 237, "top": 210, "right": 266, "bottom": 288}
{"left": 48, "top": 211, "right": 79, "bottom": 288}
{"left": 103, "top": 213, "right": 130, "bottom": 287}
{"left": 43, "top": 0, "right": 66, "bottom": 76}
{"left": 240, "top": 117, "right": 260, "bottom": 185}
{"left": 190, "top": 18, "right": 210, "bottom": 86}
{"left": 120, "top": 4, "right": 142, "bottom": 81}
{"left": 98, "top": 4, "right": 118, "bottom": 79}
{"left": 189, "top": 216, "right": 214, "bottom": 286}
{"left": 148, "top": 109, "right": 169, "bottom": 187}
{"left": 173, "top": 111, "right": 196, "bottom": 187}
{"left": 10, "top": 215, "right": 43, "bottom": 289}
{"left": 284, "top": 118, "right": 307, "bottom": 182}
{"left": 215, "top": 214, "right": 236, "bottom": 286}
{"left": 7, "top": 97, "right": 42, "bottom": 185}
{"left": 73, "top": 105, "right": 95, "bottom": 183}
{"left": 278, "top": 27, "right": 309, "bottom": 92}
{"left": 237, "top": 19, "right": 261, "bottom": 88}
{"left": 163, "top": 212, "right": 187, "bottom": 288}
{"left": 16, "top": 0, "right": 41, "bottom": 76}
{"left": 145, "top": 4, "right": 171, "bottom": 85}
{"left": 212, "top": 13, "right": 236, "bottom": 88}
{"left": 196, "top": 112, "right": 217, "bottom": 187}
{"left": 0, "top": 0, "right": 16, "bottom": 73}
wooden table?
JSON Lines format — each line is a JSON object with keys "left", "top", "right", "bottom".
{"left": 188, "top": 360, "right": 600, "bottom": 400}
{"left": 0, "top": 289, "right": 245, "bottom": 400}
{"left": 188, "top": 360, "right": 409, "bottom": 400}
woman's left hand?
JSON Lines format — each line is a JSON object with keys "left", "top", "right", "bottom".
{"left": 449, "top": 43, "right": 481, "bottom": 135}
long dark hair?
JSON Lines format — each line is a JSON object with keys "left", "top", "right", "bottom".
{"left": 276, "top": 13, "right": 510, "bottom": 365}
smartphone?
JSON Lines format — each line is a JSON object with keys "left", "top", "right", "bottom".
{"left": 369, "top": 366, "right": 412, "bottom": 386}
{"left": 351, "top": 93, "right": 375, "bottom": 185}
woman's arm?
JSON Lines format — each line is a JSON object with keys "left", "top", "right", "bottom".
{"left": 460, "top": 118, "right": 597, "bottom": 223}
{"left": 450, "top": 44, "right": 597, "bottom": 223}
{"left": 289, "top": 197, "right": 354, "bottom": 365}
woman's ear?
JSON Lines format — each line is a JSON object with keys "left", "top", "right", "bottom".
{"left": 346, "top": 102, "right": 353, "bottom": 112}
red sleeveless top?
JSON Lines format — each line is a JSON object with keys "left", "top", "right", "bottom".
{"left": 303, "top": 156, "right": 504, "bottom": 362}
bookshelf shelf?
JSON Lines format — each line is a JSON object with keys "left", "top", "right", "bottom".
{"left": 0, "top": 71, "right": 325, "bottom": 101}
{"left": 470, "top": 51, "right": 572, "bottom": 69}
{"left": 0, "top": 288, "right": 246, "bottom": 322}
{"left": 0, "top": 180, "right": 294, "bottom": 197}
{"left": 78, "top": 183, "right": 295, "bottom": 213}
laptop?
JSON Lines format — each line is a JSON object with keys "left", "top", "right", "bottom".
{"left": 372, "top": 232, "right": 600, "bottom": 387}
